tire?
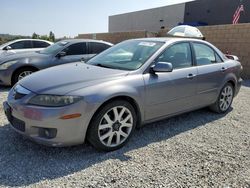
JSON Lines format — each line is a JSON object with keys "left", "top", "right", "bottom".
{"left": 210, "top": 83, "right": 234, "bottom": 113}
{"left": 12, "top": 67, "right": 36, "bottom": 85}
{"left": 87, "top": 100, "right": 137, "bottom": 151}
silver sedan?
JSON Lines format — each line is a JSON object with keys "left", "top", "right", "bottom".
{"left": 3, "top": 37, "right": 242, "bottom": 151}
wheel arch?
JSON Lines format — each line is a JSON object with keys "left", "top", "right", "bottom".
{"left": 221, "top": 72, "right": 237, "bottom": 95}
{"left": 88, "top": 95, "right": 142, "bottom": 132}
{"left": 224, "top": 79, "right": 237, "bottom": 96}
{"left": 11, "top": 65, "right": 39, "bottom": 85}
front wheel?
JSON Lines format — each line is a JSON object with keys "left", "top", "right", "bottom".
{"left": 210, "top": 83, "right": 234, "bottom": 113}
{"left": 12, "top": 68, "right": 36, "bottom": 85}
{"left": 87, "top": 100, "right": 136, "bottom": 151}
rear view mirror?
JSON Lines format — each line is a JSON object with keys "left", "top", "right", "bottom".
{"left": 4, "top": 46, "right": 12, "bottom": 51}
{"left": 151, "top": 62, "right": 173, "bottom": 73}
{"left": 56, "top": 51, "right": 66, "bottom": 58}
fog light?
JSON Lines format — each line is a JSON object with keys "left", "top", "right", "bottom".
{"left": 44, "top": 129, "right": 50, "bottom": 137}
{"left": 38, "top": 128, "right": 57, "bottom": 139}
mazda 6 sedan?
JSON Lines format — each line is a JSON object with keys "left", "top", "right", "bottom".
{"left": 3, "top": 37, "right": 242, "bottom": 151}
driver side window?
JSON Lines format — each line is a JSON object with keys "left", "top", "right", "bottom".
{"left": 63, "top": 42, "right": 87, "bottom": 56}
{"left": 156, "top": 42, "right": 192, "bottom": 69}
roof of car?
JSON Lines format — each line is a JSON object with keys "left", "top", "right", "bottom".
{"left": 10, "top": 39, "right": 54, "bottom": 44}
{"left": 60, "top": 39, "right": 113, "bottom": 46}
{"left": 134, "top": 37, "right": 205, "bottom": 43}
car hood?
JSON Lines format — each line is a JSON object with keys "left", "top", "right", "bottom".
{"left": 19, "top": 62, "right": 129, "bottom": 95}
{"left": 0, "top": 51, "right": 49, "bottom": 64}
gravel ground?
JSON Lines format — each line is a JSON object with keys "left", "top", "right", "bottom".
{"left": 0, "top": 82, "right": 249, "bottom": 188}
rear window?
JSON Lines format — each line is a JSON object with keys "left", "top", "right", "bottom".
{"left": 33, "top": 41, "right": 50, "bottom": 48}
{"left": 63, "top": 42, "right": 87, "bottom": 55}
{"left": 193, "top": 43, "right": 223, "bottom": 65}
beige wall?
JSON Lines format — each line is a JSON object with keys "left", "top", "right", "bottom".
{"left": 77, "top": 31, "right": 157, "bottom": 45}
{"left": 199, "top": 24, "right": 250, "bottom": 79}
{"left": 78, "top": 23, "right": 250, "bottom": 78}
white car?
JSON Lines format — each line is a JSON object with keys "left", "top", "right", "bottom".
{"left": 0, "top": 39, "right": 53, "bottom": 58}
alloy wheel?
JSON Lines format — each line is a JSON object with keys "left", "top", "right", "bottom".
{"left": 219, "top": 85, "right": 233, "bottom": 112}
{"left": 18, "top": 71, "right": 33, "bottom": 81}
{"left": 98, "top": 106, "right": 133, "bottom": 147}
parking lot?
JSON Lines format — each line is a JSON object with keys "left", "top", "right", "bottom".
{"left": 0, "top": 82, "right": 249, "bottom": 187}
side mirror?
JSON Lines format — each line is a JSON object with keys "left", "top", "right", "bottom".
{"left": 4, "top": 46, "right": 12, "bottom": 51}
{"left": 225, "top": 54, "right": 239, "bottom": 61}
{"left": 151, "top": 62, "right": 173, "bottom": 73}
{"left": 56, "top": 51, "right": 66, "bottom": 58}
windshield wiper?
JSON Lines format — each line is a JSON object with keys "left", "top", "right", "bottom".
{"left": 95, "top": 63, "right": 114, "bottom": 69}
{"left": 93, "top": 63, "right": 129, "bottom": 71}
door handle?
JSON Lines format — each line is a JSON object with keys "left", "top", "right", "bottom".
{"left": 187, "top": 74, "right": 196, "bottom": 79}
{"left": 221, "top": 67, "right": 228, "bottom": 72}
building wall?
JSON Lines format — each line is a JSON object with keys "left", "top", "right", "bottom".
{"left": 77, "top": 31, "right": 157, "bottom": 44}
{"left": 184, "top": 0, "right": 250, "bottom": 25}
{"left": 109, "top": 4, "right": 185, "bottom": 33}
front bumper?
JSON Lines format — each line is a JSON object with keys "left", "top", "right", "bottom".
{"left": 3, "top": 90, "right": 97, "bottom": 146}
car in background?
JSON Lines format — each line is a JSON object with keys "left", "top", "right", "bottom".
{"left": 0, "top": 39, "right": 53, "bottom": 58}
{"left": 3, "top": 37, "right": 242, "bottom": 151}
{"left": 0, "top": 39, "right": 113, "bottom": 86}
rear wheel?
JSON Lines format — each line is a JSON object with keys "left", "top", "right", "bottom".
{"left": 12, "top": 67, "right": 37, "bottom": 85}
{"left": 210, "top": 83, "right": 234, "bottom": 113}
{"left": 87, "top": 100, "right": 136, "bottom": 151}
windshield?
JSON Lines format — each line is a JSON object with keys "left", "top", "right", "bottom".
{"left": 87, "top": 40, "right": 164, "bottom": 70}
{"left": 39, "top": 41, "right": 68, "bottom": 54}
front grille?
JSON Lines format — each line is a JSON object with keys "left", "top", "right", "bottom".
{"left": 14, "top": 92, "right": 27, "bottom": 100}
{"left": 10, "top": 117, "right": 25, "bottom": 132}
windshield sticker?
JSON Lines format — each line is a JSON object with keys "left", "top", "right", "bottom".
{"left": 138, "top": 42, "right": 156, "bottom": 47}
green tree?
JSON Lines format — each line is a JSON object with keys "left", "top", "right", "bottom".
{"left": 32, "top": 32, "right": 39, "bottom": 39}
{"left": 49, "top": 31, "right": 55, "bottom": 42}
{"left": 40, "top": 35, "right": 50, "bottom": 41}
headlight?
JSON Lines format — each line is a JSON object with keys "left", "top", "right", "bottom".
{"left": 0, "top": 60, "right": 18, "bottom": 70}
{"left": 28, "top": 95, "right": 83, "bottom": 107}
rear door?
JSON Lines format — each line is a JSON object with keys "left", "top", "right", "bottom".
{"left": 143, "top": 42, "right": 198, "bottom": 120}
{"left": 192, "top": 42, "right": 226, "bottom": 106}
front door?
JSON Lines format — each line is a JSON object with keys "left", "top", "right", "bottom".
{"left": 54, "top": 42, "right": 88, "bottom": 66}
{"left": 143, "top": 42, "right": 198, "bottom": 121}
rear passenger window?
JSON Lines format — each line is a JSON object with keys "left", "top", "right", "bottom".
{"left": 89, "top": 42, "right": 110, "bottom": 54}
{"left": 63, "top": 42, "right": 87, "bottom": 55}
{"left": 193, "top": 43, "right": 222, "bottom": 66}
{"left": 156, "top": 42, "right": 192, "bottom": 69}
{"left": 33, "top": 41, "right": 50, "bottom": 48}
{"left": 9, "top": 41, "right": 32, "bottom": 49}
